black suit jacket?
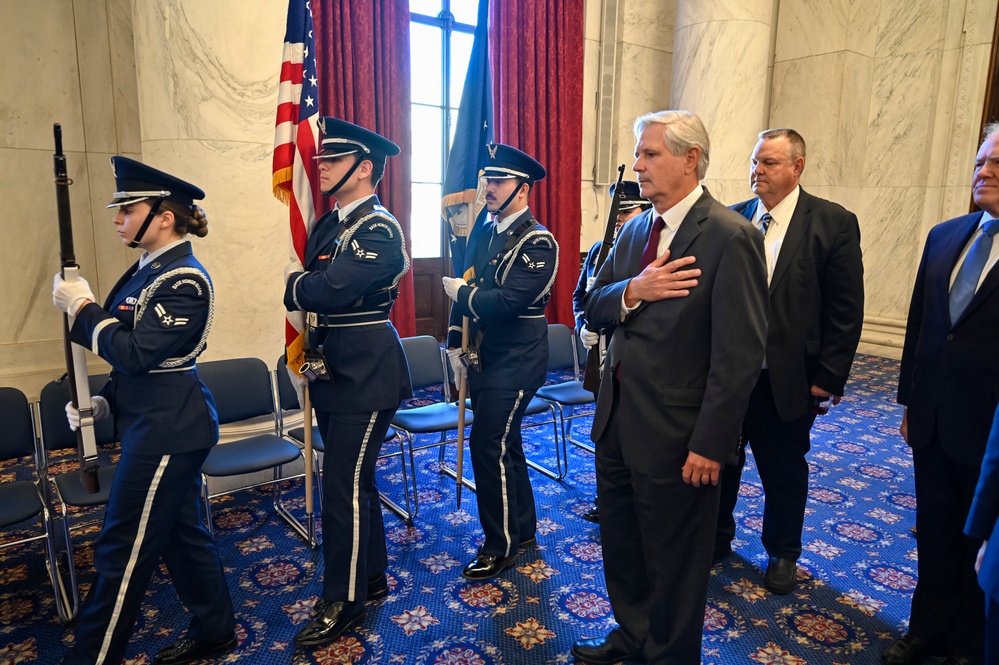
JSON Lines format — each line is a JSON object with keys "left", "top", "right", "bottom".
{"left": 898, "top": 211, "right": 999, "bottom": 465}
{"left": 584, "top": 189, "right": 769, "bottom": 474}
{"left": 732, "top": 188, "right": 865, "bottom": 421}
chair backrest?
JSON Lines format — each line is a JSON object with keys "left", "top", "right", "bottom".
{"left": 38, "top": 375, "right": 118, "bottom": 453}
{"left": 0, "top": 387, "right": 36, "bottom": 462}
{"left": 546, "top": 324, "right": 579, "bottom": 374}
{"left": 197, "top": 358, "right": 275, "bottom": 425}
{"left": 401, "top": 336, "right": 447, "bottom": 394}
{"left": 275, "top": 355, "right": 301, "bottom": 411}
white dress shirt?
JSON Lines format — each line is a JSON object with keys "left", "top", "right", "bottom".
{"left": 752, "top": 185, "right": 800, "bottom": 285}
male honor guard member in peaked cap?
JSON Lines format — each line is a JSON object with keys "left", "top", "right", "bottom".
{"left": 53, "top": 157, "right": 237, "bottom": 665}
{"left": 284, "top": 117, "right": 412, "bottom": 648}
{"left": 573, "top": 179, "right": 650, "bottom": 523}
{"left": 442, "top": 143, "right": 558, "bottom": 580}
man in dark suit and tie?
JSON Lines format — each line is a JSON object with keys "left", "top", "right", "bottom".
{"left": 885, "top": 123, "right": 999, "bottom": 665}
{"left": 713, "top": 129, "right": 865, "bottom": 595}
{"left": 571, "top": 110, "right": 768, "bottom": 665}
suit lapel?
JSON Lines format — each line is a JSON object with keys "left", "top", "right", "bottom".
{"left": 768, "top": 189, "right": 813, "bottom": 294}
{"left": 666, "top": 191, "right": 710, "bottom": 258}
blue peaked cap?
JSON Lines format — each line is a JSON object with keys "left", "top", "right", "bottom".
{"left": 107, "top": 156, "right": 204, "bottom": 208}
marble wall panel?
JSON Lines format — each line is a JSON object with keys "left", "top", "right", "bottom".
{"left": 132, "top": 1, "right": 284, "bottom": 144}
{"left": 773, "top": 0, "right": 878, "bottom": 62}
{"left": 770, "top": 51, "right": 873, "bottom": 188}
{"left": 875, "top": 0, "right": 947, "bottom": 57}
{"left": 864, "top": 51, "right": 942, "bottom": 188}
{"left": 73, "top": 0, "right": 118, "bottom": 154}
{"left": 580, "top": 182, "right": 604, "bottom": 248}
{"left": 703, "top": 178, "right": 753, "bottom": 207}
{"left": 0, "top": 3, "right": 85, "bottom": 151}
{"left": 963, "top": 0, "right": 999, "bottom": 47}
{"left": 581, "top": 37, "right": 600, "bottom": 180}
{"left": 108, "top": 0, "right": 142, "bottom": 154}
{"left": 672, "top": 20, "right": 771, "bottom": 180}
{"left": 584, "top": 0, "right": 601, "bottom": 41}
{"left": 621, "top": 0, "right": 676, "bottom": 52}
{"left": 858, "top": 186, "right": 926, "bottom": 319}
{"left": 616, "top": 42, "right": 672, "bottom": 167}
{"left": 675, "top": 0, "right": 771, "bottom": 29}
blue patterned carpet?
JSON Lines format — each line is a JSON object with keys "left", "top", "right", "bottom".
{"left": 0, "top": 354, "right": 921, "bottom": 665}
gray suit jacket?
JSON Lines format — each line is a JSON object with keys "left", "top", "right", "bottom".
{"left": 584, "top": 189, "right": 769, "bottom": 475}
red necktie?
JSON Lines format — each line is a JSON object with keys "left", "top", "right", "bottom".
{"left": 640, "top": 217, "right": 665, "bottom": 269}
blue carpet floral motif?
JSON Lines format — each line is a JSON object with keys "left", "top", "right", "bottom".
{"left": 0, "top": 355, "right": 923, "bottom": 664}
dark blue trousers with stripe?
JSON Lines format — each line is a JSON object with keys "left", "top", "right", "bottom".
{"left": 61, "top": 449, "right": 235, "bottom": 665}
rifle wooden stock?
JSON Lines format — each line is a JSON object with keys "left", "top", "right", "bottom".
{"left": 53, "top": 124, "right": 100, "bottom": 494}
{"left": 582, "top": 165, "right": 627, "bottom": 393}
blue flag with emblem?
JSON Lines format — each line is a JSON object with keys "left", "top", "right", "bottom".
{"left": 441, "top": 0, "right": 493, "bottom": 280}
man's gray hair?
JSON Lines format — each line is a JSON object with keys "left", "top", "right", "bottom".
{"left": 759, "top": 128, "right": 807, "bottom": 162}
{"left": 983, "top": 122, "right": 999, "bottom": 144}
{"left": 633, "top": 110, "right": 710, "bottom": 180}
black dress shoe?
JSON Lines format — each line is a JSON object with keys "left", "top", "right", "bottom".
{"left": 764, "top": 556, "right": 798, "bottom": 594}
{"left": 571, "top": 636, "right": 641, "bottom": 665}
{"left": 582, "top": 506, "right": 599, "bottom": 523}
{"left": 367, "top": 573, "right": 389, "bottom": 601}
{"left": 293, "top": 600, "right": 366, "bottom": 647}
{"left": 881, "top": 634, "right": 932, "bottom": 665}
{"left": 462, "top": 552, "right": 519, "bottom": 580}
{"left": 154, "top": 632, "right": 238, "bottom": 665}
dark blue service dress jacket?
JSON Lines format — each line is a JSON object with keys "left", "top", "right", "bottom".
{"left": 284, "top": 195, "right": 412, "bottom": 413}
{"left": 446, "top": 209, "right": 558, "bottom": 392}
{"left": 70, "top": 241, "right": 219, "bottom": 454}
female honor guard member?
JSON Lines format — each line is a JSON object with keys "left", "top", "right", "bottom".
{"left": 442, "top": 144, "right": 558, "bottom": 580}
{"left": 284, "top": 117, "right": 412, "bottom": 648}
{"left": 52, "top": 157, "right": 236, "bottom": 665}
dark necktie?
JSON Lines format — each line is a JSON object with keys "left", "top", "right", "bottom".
{"left": 640, "top": 217, "right": 665, "bottom": 269}
{"left": 759, "top": 212, "right": 773, "bottom": 237}
{"left": 949, "top": 218, "right": 999, "bottom": 323}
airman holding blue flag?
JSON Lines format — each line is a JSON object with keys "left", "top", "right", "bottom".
{"left": 442, "top": 143, "right": 559, "bottom": 580}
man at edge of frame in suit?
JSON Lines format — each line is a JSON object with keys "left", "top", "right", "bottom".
{"left": 884, "top": 123, "right": 999, "bottom": 665}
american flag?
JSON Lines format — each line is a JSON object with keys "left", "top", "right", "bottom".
{"left": 273, "top": 0, "right": 321, "bottom": 365}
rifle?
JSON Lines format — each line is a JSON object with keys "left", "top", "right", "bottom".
{"left": 53, "top": 124, "right": 101, "bottom": 494}
{"left": 581, "top": 164, "right": 626, "bottom": 393}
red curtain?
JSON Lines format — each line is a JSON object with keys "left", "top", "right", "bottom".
{"left": 312, "top": 0, "right": 415, "bottom": 337}
{"left": 490, "top": 0, "right": 584, "bottom": 328}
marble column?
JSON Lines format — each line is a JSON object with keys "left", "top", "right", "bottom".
{"left": 672, "top": 0, "right": 775, "bottom": 205}
{"left": 132, "top": 0, "right": 291, "bottom": 364}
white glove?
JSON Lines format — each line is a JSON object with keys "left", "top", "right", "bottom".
{"left": 580, "top": 326, "right": 600, "bottom": 349}
{"left": 442, "top": 276, "right": 467, "bottom": 302}
{"left": 446, "top": 347, "right": 467, "bottom": 383}
{"left": 53, "top": 273, "right": 96, "bottom": 315}
{"left": 65, "top": 396, "right": 110, "bottom": 432}
{"left": 285, "top": 260, "right": 305, "bottom": 284}
{"left": 586, "top": 276, "right": 596, "bottom": 291}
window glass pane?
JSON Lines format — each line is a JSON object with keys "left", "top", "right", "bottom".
{"left": 411, "top": 183, "right": 444, "bottom": 258}
{"left": 448, "top": 30, "right": 474, "bottom": 108}
{"left": 411, "top": 104, "right": 444, "bottom": 183}
{"left": 409, "top": 0, "right": 441, "bottom": 17}
{"left": 410, "top": 23, "right": 443, "bottom": 106}
{"left": 449, "top": 0, "right": 479, "bottom": 26}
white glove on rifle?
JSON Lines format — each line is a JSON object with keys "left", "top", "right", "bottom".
{"left": 52, "top": 273, "right": 96, "bottom": 315}
{"left": 579, "top": 326, "right": 600, "bottom": 349}
{"left": 65, "top": 396, "right": 110, "bottom": 432}
{"left": 446, "top": 347, "right": 467, "bottom": 383}
{"left": 442, "top": 276, "right": 467, "bottom": 302}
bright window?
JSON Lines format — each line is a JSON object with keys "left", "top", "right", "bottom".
{"left": 409, "top": 1, "right": 477, "bottom": 258}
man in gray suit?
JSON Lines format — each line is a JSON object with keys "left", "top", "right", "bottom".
{"left": 571, "top": 110, "right": 768, "bottom": 665}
